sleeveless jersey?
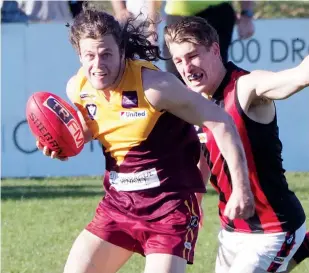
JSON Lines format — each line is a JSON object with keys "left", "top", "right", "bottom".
{"left": 203, "top": 62, "right": 305, "bottom": 233}
{"left": 71, "top": 59, "right": 205, "bottom": 220}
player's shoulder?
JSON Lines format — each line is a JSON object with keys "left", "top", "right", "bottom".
{"left": 66, "top": 68, "right": 85, "bottom": 103}
{"left": 142, "top": 68, "right": 178, "bottom": 91}
{"left": 66, "top": 75, "right": 77, "bottom": 103}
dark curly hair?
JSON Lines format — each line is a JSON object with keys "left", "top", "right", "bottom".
{"left": 68, "top": 3, "right": 166, "bottom": 62}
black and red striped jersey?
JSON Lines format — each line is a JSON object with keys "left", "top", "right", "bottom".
{"left": 203, "top": 62, "right": 305, "bottom": 233}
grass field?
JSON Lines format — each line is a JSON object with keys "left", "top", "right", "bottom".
{"left": 2, "top": 173, "right": 309, "bottom": 273}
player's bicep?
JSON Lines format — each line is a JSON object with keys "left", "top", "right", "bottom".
{"left": 145, "top": 72, "right": 231, "bottom": 129}
{"left": 164, "top": 81, "right": 231, "bottom": 130}
{"left": 237, "top": 70, "right": 286, "bottom": 111}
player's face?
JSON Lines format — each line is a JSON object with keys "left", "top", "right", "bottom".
{"left": 169, "top": 41, "right": 221, "bottom": 95}
{"left": 79, "top": 35, "right": 123, "bottom": 90}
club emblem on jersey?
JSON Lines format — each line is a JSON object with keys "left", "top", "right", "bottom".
{"left": 184, "top": 242, "right": 192, "bottom": 250}
{"left": 86, "top": 104, "right": 97, "bottom": 120}
{"left": 286, "top": 234, "right": 294, "bottom": 245}
{"left": 188, "top": 215, "right": 199, "bottom": 228}
{"left": 122, "top": 91, "right": 138, "bottom": 108}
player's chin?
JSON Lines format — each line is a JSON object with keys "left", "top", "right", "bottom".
{"left": 188, "top": 84, "right": 205, "bottom": 95}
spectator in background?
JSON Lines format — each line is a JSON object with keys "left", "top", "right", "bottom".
{"left": 110, "top": 1, "right": 254, "bottom": 76}
{"left": 18, "top": 1, "right": 73, "bottom": 22}
{"left": 1, "top": 0, "right": 77, "bottom": 23}
{"left": 162, "top": 0, "right": 255, "bottom": 77}
{"left": 68, "top": 1, "right": 83, "bottom": 18}
{"left": 1, "top": 0, "right": 28, "bottom": 22}
{"left": 110, "top": 0, "right": 162, "bottom": 45}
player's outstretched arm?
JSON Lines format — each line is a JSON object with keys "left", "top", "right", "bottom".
{"left": 237, "top": 55, "right": 309, "bottom": 108}
{"left": 143, "top": 69, "right": 255, "bottom": 220}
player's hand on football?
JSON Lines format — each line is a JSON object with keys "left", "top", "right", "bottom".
{"left": 36, "top": 140, "right": 68, "bottom": 161}
{"left": 224, "top": 186, "right": 255, "bottom": 220}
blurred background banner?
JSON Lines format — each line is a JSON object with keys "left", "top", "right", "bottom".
{"left": 1, "top": 18, "right": 309, "bottom": 177}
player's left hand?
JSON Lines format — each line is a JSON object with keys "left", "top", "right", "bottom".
{"left": 224, "top": 187, "right": 255, "bottom": 220}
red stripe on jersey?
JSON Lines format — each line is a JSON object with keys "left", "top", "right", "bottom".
{"left": 223, "top": 74, "right": 281, "bottom": 233}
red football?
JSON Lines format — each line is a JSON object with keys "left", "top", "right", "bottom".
{"left": 26, "top": 91, "right": 85, "bottom": 157}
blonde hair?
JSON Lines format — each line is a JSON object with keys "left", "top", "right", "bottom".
{"left": 164, "top": 16, "right": 219, "bottom": 50}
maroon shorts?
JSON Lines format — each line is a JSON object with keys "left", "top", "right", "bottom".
{"left": 86, "top": 193, "right": 200, "bottom": 264}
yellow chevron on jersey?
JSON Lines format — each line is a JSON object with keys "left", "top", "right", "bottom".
{"left": 71, "top": 59, "right": 163, "bottom": 165}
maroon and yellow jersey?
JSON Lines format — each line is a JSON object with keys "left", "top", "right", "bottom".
{"left": 71, "top": 59, "right": 205, "bottom": 219}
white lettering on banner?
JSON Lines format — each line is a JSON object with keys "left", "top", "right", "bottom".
{"left": 109, "top": 168, "right": 160, "bottom": 191}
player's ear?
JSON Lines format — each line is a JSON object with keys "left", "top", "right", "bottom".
{"left": 211, "top": 42, "right": 221, "bottom": 57}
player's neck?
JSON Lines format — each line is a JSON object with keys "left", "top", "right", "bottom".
{"left": 206, "top": 64, "right": 227, "bottom": 98}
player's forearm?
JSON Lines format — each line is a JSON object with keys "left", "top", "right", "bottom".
{"left": 211, "top": 119, "right": 250, "bottom": 191}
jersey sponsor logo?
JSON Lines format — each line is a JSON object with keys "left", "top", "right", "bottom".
{"left": 120, "top": 110, "right": 147, "bottom": 119}
{"left": 109, "top": 168, "right": 160, "bottom": 191}
{"left": 86, "top": 104, "right": 97, "bottom": 120}
{"left": 43, "top": 96, "right": 84, "bottom": 148}
{"left": 273, "top": 257, "right": 285, "bottom": 264}
{"left": 122, "top": 91, "right": 138, "bottom": 108}
{"left": 80, "top": 92, "right": 96, "bottom": 100}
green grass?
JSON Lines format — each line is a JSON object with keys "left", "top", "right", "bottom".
{"left": 2, "top": 173, "right": 309, "bottom": 273}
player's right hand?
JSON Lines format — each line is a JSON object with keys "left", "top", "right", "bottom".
{"left": 36, "top": 140, "right": 68, "bottom": 161}
{"left": 224, "top": 186, "right": 255, "bottom": 220}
